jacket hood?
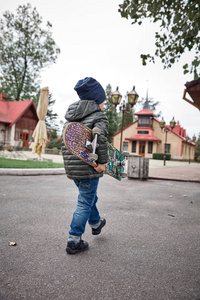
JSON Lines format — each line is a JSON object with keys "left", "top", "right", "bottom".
{"left": 65, "top": 100, "right": 101, "bottom": 122}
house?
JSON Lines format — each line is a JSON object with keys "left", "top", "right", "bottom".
{"left": 183, "top": 77, "right": 200, "bottom": 110}
{"left": 0, "top": 93, "right": 38, "bottom": 148}
{"left": 112, "top": 101, "right": 196, "bottom": 161}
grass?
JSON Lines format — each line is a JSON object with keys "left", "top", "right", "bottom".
{"left": 0, "top": 157, "right": 64, "bottom": 169}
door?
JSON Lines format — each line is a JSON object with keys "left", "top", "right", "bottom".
{"left": 21, "top": 132, "right": 29, "bottom": 148}
{"left": 139, "top": 141, "right": 145, "bottom": 157}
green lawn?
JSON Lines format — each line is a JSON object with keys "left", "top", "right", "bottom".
{"left": 0, "top": 157, "right": 64, "bottom": 169}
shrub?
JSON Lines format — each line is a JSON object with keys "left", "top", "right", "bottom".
{"left": 153, "top": 153, "right": 171, "bottom": 160}
{"left": 46, "top": 138, "right": 62, "bottom": 150}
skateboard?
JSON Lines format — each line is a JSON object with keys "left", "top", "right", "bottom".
{"left": 63, "top": 122, "right": 128, "bottom": 181}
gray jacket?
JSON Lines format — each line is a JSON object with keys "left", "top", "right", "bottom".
{"left": 62, "top": 100, "right": 109, "bottom": 179}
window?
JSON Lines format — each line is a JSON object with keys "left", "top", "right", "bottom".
{"left": 148, "top": 141, "right": 153, "bottom": 154}
{"left": 165, "top": 144, "right": 171, "bottom": 154}
{"left": 15, "top": 128, "right": 22, "bottom": 140}
{"left": 138, "top": 131, "right": 149, "bottom": 134}
{"left": 123, "top": 142, "right": 128, "bottom": 152}
{"left": 132, "top": 141, "right": 136, "bottom": 153}
{"left": 138, "top": 116, "right": 153, "bottom": 127}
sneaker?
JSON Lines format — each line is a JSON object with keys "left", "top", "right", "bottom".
{"left": 66, "top": 239, "right": 89, "bottom": 254}
{"left": 92, "top": 218, "right": 106, "bottom": 235}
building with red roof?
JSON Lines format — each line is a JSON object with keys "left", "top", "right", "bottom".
{"left": 0, "top": 93, "right": 38, "bottom": 148}
{"left": 112, "top": 101, "right": 196, "bottom": 161}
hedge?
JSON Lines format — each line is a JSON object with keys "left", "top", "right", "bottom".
{"left": 153, "top": 153, "right": 171, "bottom": 160}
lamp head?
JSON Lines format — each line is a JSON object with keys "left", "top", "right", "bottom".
{"left": 111, "top": 87, "right": 122, "bottom": 107}
{"left": 170, "top": 117, "right": 176, "bottom": 130}
{"left": 127, "top": 86, "right": 139, "bottom": 107}
{"left": 159, "top": 117, "right": 166, "bottom": 129}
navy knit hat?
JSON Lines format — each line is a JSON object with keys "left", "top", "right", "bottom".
{"left": 74, "top": 77, "right": 106, "bottom": 105}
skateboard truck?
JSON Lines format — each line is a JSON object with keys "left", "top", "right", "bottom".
{"left": 120, "top": 152, "right": 129, "bottom": 178}
{"left": 85, "top": 139, "right": 99, "bottom": 152}
{"left": 85, "top": 127, "right": 101, "bottom": 162}
{"left": 116, "top": 152, "right": 129, "bottom": 168}
{"left": 116, "top": 160, "right": 125, "bottom": 167}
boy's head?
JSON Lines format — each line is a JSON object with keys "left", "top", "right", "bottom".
{"left": 74, "top": 77, "right": 106, "bottom": 105}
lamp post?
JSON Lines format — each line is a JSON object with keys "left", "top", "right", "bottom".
{"left": 159, "top": 117, "right": 176, "bottom": 166}
{"left": 111, "top": 86, "right": 139, "bottom": 152}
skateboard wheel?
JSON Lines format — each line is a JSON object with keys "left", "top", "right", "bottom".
{"left": 121, "top": 173, "right": 127, "bottom": 178}
{"left": 89, "top": 153, "right": 98, "bottom": 161}
{"left": 122, "top": 151, "right": 129, "bottom": 157}
{"left": 92, "top": 127, "right": 101, "bottom": 135}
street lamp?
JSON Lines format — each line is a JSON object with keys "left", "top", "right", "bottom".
{"left": 111, "top": 86, "right": 122, "bottom": 108}
{"left": 127, "top": 86, "right": 139, "bottom": 107}
{"left": 192, "top": 135, "right": 196, "bottom": 143}
{"left": 111, "top": 86, "right": 139, "bottom": 152}
{"left": 159, "top": 117, "right": 176, "bottom": 166}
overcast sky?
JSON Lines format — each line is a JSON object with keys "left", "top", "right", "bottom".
{"left": 1, "top": 0, "right": 199, "bottom": 138}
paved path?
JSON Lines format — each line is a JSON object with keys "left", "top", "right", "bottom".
{"left": 0, "top": 150, "right": 200, "bottom": 182}
{"left": 0, "top": 174, "right": 200, "bottom": 300}
{"left": 1, "top": 152, "right": 200, "bottom": 299}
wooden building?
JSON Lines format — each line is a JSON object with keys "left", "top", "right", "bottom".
{"left": 112, "top": 103, "right": 196, "bottom": 161}
{"left": 183, "top": 77, "right": 200, "bottom": 110}
{"left": 0, "top": 93, "right": 38, "bottom": 148}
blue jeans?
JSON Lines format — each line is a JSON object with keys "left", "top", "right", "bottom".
{"left": 69, "top": 178, "right": 100, "bottom": 237}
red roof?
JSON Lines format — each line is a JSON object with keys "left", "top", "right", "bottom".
{"left": 125, "top": 134, "right": 161, "bottom": 142}
{"left": 134, "top": 109, "right": 156, "bottom": 116}
{"left": 0, "top": 100, "right": 36, "bottom": 126}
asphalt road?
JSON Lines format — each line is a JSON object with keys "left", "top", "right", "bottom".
{"left": 0, "top": 175, "right": 200, "bottom": 300}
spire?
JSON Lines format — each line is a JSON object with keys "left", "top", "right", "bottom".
{"left": 143, "top": 88, "right": 151, "bottom": 109}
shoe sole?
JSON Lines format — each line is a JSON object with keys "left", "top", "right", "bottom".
{"left": 66, "top": 246, "right": 89, "bottom": 255}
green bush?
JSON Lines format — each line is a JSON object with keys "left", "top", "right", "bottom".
{"left": 46, "top": 138, "right": 62, "bottom": 149}
{"left": 153, "top": 153, "right": 171, "bottom": 160}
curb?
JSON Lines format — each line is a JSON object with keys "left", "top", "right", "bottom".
{"left": 0, "top": 168, "right": 66, "bottom": 176}
{"left": 148, "top": 176, "right": 200, "bottom": 183}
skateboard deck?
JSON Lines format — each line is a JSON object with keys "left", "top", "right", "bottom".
{"left": 63, "top": 122, "right": 127, "bottom": 181}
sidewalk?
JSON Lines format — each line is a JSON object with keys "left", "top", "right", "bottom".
{"left": 149, "top": 159, "right": 200, "bottom": 183}
{"left": 0, "top": 150, "right": 200, "bottom": 182}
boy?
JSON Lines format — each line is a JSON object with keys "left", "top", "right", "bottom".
{"left": 62, "top": 77, "right": 109, "bottom": 254}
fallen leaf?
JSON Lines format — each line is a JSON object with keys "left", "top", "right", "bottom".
{"left": 8, "top": 242, "right": 17, "bottom": 246}
{"left": 168, "top": 214, "right": 175, "bottom": 217}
